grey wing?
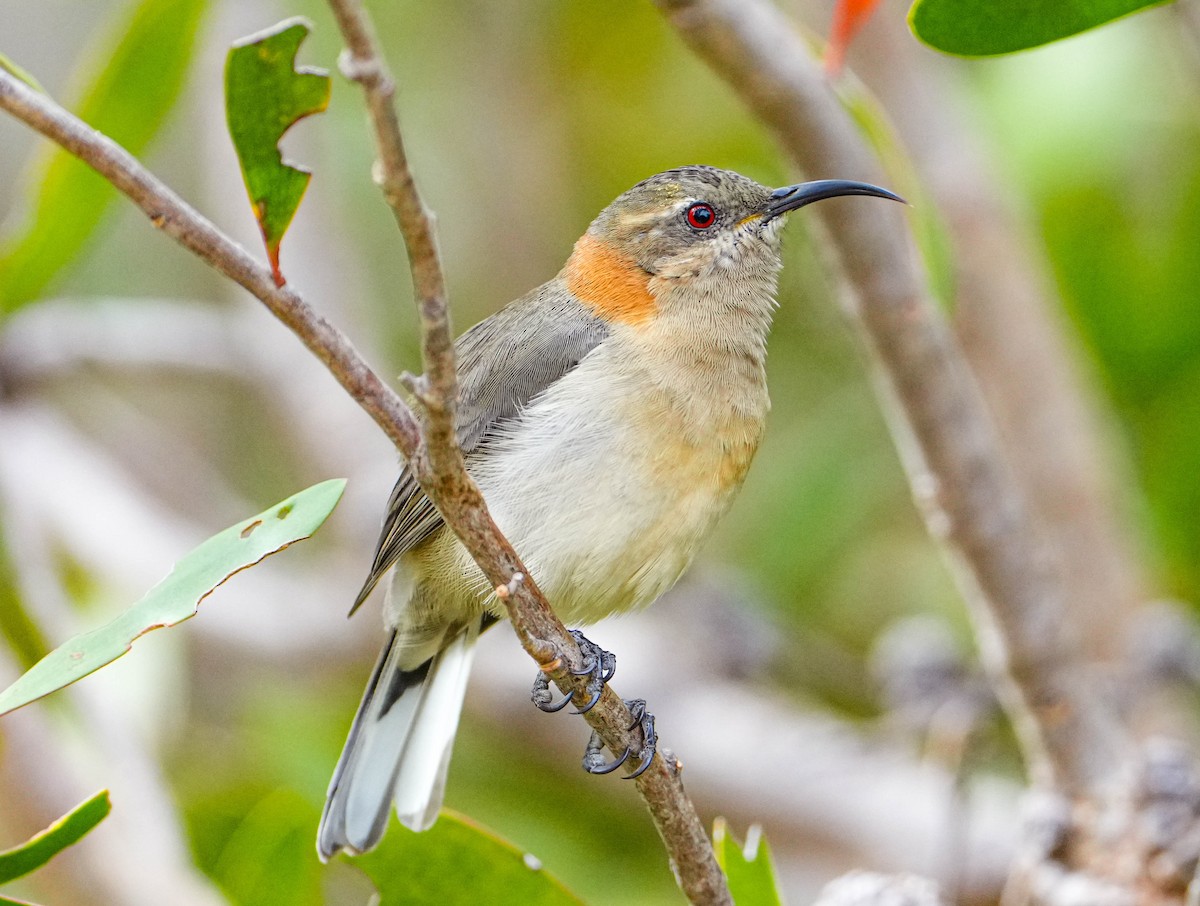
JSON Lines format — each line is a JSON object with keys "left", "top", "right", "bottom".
{"left": 348, "top": 284, "right": 610, "bottom": 614}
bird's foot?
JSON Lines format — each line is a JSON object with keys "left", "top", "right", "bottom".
{"left": 531, "top": 630, "right": 616, "bottom": 714}
{"left": 583, "top": 698, "right": 658, "bottom": 779}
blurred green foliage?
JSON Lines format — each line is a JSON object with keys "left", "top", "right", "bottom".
{"left": 1043, "top": 174, "right": 1200, "bottom": 594}
{"left": 0, "top": 521, "right": 50, "bottom": 673}
{"left": 979, "top": 19, "right": 1200, "bottom": 596}
{"left": 0, "top": 0, "right": 208, "bottom": 314}
{"left": 1, "top": 0, "right": 1197, "bottom": 904}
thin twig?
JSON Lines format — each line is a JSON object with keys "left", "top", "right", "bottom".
{"left": 654, "top": 0, "right": 1129, "bottom": 799}
{"left": 0, "top": 74, "right": 419, "bottom": 458}
{"left": 323, "top": 2, "right": 731, "bottom": 900}
{"left": 325, "top": 0, "right": 457, "bottom": 465}
{"left": 0, "top": 57, "right": 731, "bottom": 906}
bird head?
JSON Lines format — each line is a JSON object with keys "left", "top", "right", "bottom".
{"left": 563, "top": 165, "right": 902, "bottom": 325}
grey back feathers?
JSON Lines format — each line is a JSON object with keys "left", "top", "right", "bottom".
{"left": 320, "top": 284, "right": 609, "bottom": 859}
{"left": 350, "top": 283, "right": 610, "bottom": 613}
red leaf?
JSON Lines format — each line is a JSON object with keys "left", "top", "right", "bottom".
{"left": 824, "top": 0, "right": 884, "bottom": 76}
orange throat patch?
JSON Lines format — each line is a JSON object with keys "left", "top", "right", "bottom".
{"left": 564, "top": 233, "right": 656, "bottom": 325}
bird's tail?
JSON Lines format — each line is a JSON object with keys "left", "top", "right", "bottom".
{"left": 317, "top": 620, "right": 480, "bottom": 860}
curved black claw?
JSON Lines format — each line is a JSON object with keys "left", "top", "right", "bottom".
{"left": 569, "top": 629, "right": 616, "bottom": 685}
{"left": 581, "top": 698, "right": 658, "bottom": 779}
{"left": 583, "top": 733, "right": 631, "bottom": 775}
{"left": 623, "top": 699, "right": 658, "bottom": 779}
{"left": 531, "top": 669, "right": 572, "bottom": 713}
{"left": 530, "top": 630, "right": 617, "bottom": 715}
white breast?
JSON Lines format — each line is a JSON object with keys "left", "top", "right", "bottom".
{"left": 392, "top": 258, "right": 780, "bottom": 633}
{"left": 464, "top": 316, "right": 769, "bottom": 625}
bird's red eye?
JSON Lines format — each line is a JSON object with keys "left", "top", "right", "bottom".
{"left": 686, "top": 202, "right": 716, "bottom": 230}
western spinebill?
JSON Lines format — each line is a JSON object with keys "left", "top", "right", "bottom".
{"left": 318, "top": 165, "right": 903, "bottom": 859}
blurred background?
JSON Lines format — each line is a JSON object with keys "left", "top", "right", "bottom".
{"left": 2, "top": 0, "right": 1199, "bottom": 903}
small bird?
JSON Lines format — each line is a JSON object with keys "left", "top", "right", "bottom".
{"left": 317, "top": 165, "right": 901, "bottom": 859}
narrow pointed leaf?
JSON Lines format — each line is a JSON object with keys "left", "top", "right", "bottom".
{"left": 909, "top": 0, "right": 1173, "bottom": 56}
{"left": 348, "top": 810, "right": 584, "bottom": 906}
{"left": 0, "top": 791, "right": 111, "bottom": 884}
{"left": 0, "top": 52, "right": 46, "bottom": 95}
{"left": 225, "top": 18, "right": 331, "bottom": 287}
{"left": 0, "top": 479, "right": 345, "bottom": 717}
{"left": 0, "top": 0, "right": 209, "bottom": 314}
{"left": 712, "top": 818, "right": 784, "bottom": 906}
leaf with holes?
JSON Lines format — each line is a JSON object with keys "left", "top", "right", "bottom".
{"left": 909, "top": 0, "right": 1174, "bottom": 56}
{"left": 0, "top": 791, "right": 110, "bottom": 887}
{"left": 0, "top": 479, "right": 345, "bottom": 717}
{"left": 225, "top": 18, "right": 330, "bottom": 287}
{"left": 712, "top": 818, "right": 783, "bottom": 906}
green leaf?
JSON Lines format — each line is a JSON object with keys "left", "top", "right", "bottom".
{"left": 348, "top": 810, "right": 584, "bottom": 906}
{"left": 712, "top": 818, "right": 783, "bottom": 906}
{"left": 0, "top": 479, "right": 346, "bottom": 717}
{"left": 0, "top": 790, "right": 111, "bottom": 885}
{"left": 908, "top": 0, "right": 1173, "bottom": 56}
{"left": 0, "top": 0, "right": 209, "bottom": 314}
{"left": 0, "top": 52, "right": 46, "bottom": 95}
{"left": 225, "top": 18, "right": 331, "bottom": 287}
{"left": 207, "top": 789, "right": 324, "bottom": 906}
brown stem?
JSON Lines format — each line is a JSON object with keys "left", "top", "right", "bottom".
{"left": 0, "top": 43, "right": 732, "bottom": 906}
{"left": 654, "top": 0, "right": 1130, "bottom": 798}
{"left": 323, "top": 3, "right": 730, "bottom": 900}
{"left": 0, "top": 74, "right": 419, "bottom": 457}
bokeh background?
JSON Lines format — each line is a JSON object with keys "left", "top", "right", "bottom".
{"left": 2, "top": 0, "right": 1199, "bottom": 903}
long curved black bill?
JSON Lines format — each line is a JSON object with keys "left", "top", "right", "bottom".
{"left": 763, "top": 179, "right": 905, "bottom": 222}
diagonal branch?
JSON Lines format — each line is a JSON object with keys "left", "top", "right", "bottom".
{"left": 324, "top": 0, "right": 457, "bottom": 458}
{"left": 0, "top": 74, "right": 419, "bottom": 459}
{"left": 324, "top": 2, "right": 730, "bottom": 901}
{"left": 0, "top": 52, "right": 731, "bottom": 906}
{"left": 654, "top": 0, "right": 1130, "bottom": 799}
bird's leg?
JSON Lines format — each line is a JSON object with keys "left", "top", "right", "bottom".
{"left": 530, "top": 633, "right": 658, "bottom": 778}
{"left": 530, "top": 630, "right": 615, "bottom": 713}
{"left": 583, "top": 698, "right": 658, "bottom": 779}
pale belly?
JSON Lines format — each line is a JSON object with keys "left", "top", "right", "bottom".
{"left": 395, "top": 357, "right": 766, "bottom": 630}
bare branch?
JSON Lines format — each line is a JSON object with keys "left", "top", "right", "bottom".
{"left": 323, "top": 2, "right": 731, "bottom": 900}
{"left": 0, "top": 73, "right": 419, "bottom": 459}
{"left": 0, "top": 41, "right": 731, "bottom": 905}
{"left": 653, "top": 0, "right": 1130, "bottom": 798}
{"left": 325, "top": 0, "right": 457, "bottom": 459}
{"left": 853, "top": 10, "right": 1146, "bottom": 663}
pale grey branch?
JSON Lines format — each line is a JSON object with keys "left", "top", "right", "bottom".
{"left": 323, "top": 2, "right": 731, "bottom": 900}
{"left": 0, "top": 22, "right": 730, "bottom": 906}
{"left": 654, "top": 0, "right": 1129, "bottom": 799}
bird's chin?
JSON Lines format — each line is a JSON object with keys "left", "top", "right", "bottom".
{"left": 744, "top": 216, "right": 786, "bottom": 256}
{"left": 757, "top": 215, "right": 786, "bottom": 241}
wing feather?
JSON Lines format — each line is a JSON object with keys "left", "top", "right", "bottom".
{"left": 349, "top": 284, "right": 608, "bottom": 614}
